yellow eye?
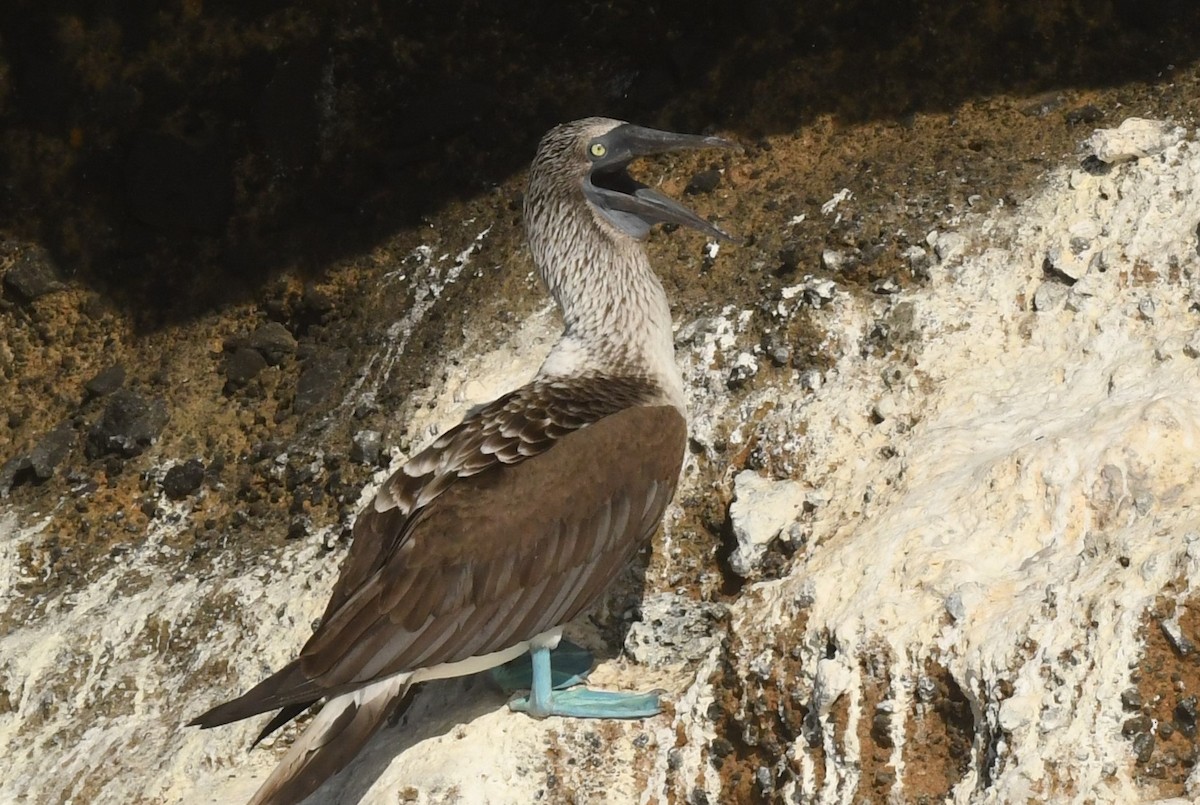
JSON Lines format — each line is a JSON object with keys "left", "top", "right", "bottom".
{"left": 589, "top": 142, "right": 606, "bottom": 158}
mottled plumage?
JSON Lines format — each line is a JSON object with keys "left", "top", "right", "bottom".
{"left": 191, "top": 117, "right": 732, "bottom": 805}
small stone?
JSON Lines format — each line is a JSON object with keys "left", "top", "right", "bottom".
{"left": 726, "top": 352, "right": 758, "bottom": 389}
{"left": 872, "top": 277, "right": 900, "bottom": 294}
{"left": 2, "top": 246, "right": 64, "bottom": 301}
{"left": 224, "top": 348, "right": 268, "bottom": 389}
{"left": 755, "top": 766, "right": 774, "bottom": 792}
{"left": 1033, "top": 282, "right": 1069, "bottom": 312}
{"left": 1122, "top": 714, "right": 1152, "bottom": 737}
{"left": 901, "top": 245, "right": 931, "bottom": 279}
{"left": 85, "top": 390, "right": 169, "bottom": 459}
{"left": 286, "top": 519, "right": 308, "bottom": 540}
{"left": 685, "top": 169, "right": 721, "bottom": 195}
{"left": 766, "top": 338, "right": 791, "bottom": 367}
{"left": 1137, "top": 298, "right": 1155, "bottom": 321}
{"left": 1065, "top": 105, "right": 1103, "bottom": 126}
{"left": 162, "top": 459, "right": 206, "bottom": 500}
{"left": 350, "top": 430, "right": 383, "bottom": 465}
{"left": 294, "top": 350, "right": 350, "bottom": 413}
{"left": 1160, "top": 618, "right": 1195, "bottom": 657}
{"left": 798, "top": 369, "right": 823, "bottom": 391}
{"left": 29, "top": 422, "right": 74, "bottom": 480}
{"left": 928, "top": 231, "right": 966, "bottom": 262}
{"left": 821, "top": 249, "right": 849, "bottom": 271}
{"left": 1175, "top": 696, "right": 1198, "bottom": 737}
{"left": 709, "top": 736, "right": 734, "bottom": 758}
{"left": 1121, "top": 688, "right": 1143, "bottom": 711}
{"left": 247, "top": 321, "right": 298, "bottom": 366}
{"left": 84, "top": 365, "right": 126, "bottom": 398}
{"left": 871, "top": 712, "right": 893, "bottom": 748}
{"left": 1132, "top": 732, "right": 1155, "bottom": 764}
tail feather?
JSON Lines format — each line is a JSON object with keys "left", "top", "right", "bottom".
{"left": 246, "top": 674, "right": 412, "bottom": 805}
{"left": 190, "top": 661, "right": 320, "bottom": 729}
{"left": 251, "top": 701, "right": 317, "bottom": 749}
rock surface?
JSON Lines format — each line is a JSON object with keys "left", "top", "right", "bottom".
{"left": 2, "top": 10, "right": 1200, "bottom": 803}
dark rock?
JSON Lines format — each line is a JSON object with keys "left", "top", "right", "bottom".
{"left": 1065, "top": 105, "right": 1103, "bottom": 126}
{"left": 162, "top": 459, "right": 206, "bottom": 500}
{"left": 85, "top": 365, "right": 127, "bottom": 398}
{"left": 3, "top": 246, "right": 64, "bottom": 301}
{"left": 246, "top": 321, "right": 298, "bottom": 366}
{"left": 1122, "top": 714, "right": 1152, "bottom": 737}
{"left": 294, "top": 350, "right": 350, "bottom": 414}
{"left": 0, "top": 457, "right": 33, "bottom": 496}
{"left": 85, "top": 390, "right": 169, "bottom": 459}
{"left": 1132, "top": 731, "right": 1155, "bottom": 764}
{"left": 1175, "top": 696, "right": 1198, "bottom": 737}
{"left": 301, "top": 287, "right": 336, "bottom": 317}
{"left": 1120, "top": 688, "right": 1143, "bottom": 711}
{"left": 686, "top": 169, "right": 722, "bottom": 195}
{"left": 286, "top": 519, "right": 308, "bottom": 540}
{"left": 871, "top": 711, "right": 894, "bottom": 748}
{"left": 350, "top": 430, "right": 383, "bottom": 465}
{"left": 29, "top": 422, "right": 75, "bottom": 479}
{"left": 224, "top": 348, "right": 268, "bottom": 389}
{"left": 1, "top": 421, "right": 76, "bottom": 494}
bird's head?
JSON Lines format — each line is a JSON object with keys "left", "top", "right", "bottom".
{"left": 527, "top": 117, "right": 734, "bottom": 243}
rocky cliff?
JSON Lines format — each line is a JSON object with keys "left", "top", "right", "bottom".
{"left": 2, "top": 4, "right": 1199, "bottom": 803}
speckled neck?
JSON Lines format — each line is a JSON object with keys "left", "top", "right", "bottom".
{"left": 524, "top": 178, "right": 684, "bottom": 413}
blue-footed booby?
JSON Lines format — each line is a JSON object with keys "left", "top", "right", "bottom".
{"left": 191, "top": 117, "right": 733, "bottom": 804}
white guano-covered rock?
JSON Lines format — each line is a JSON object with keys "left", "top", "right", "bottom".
{"left": 728, "top": 470, "right": 809, "bottom": 577}
{"left": 1087, "top": 117, "right": 1187, "bottom": 163}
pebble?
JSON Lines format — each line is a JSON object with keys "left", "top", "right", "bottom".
{"left": 224, "top": 348, "right": 268, "bottom": 389}
{"left": 1033, "top": 282, "right": 1069, "bottom": 312}
{"left": 1120, "top": 687, "right": 1143, "bottom": 711}
{"left": 294, "top": 350, "right": 350, "bottom": 413}
{"left": 0, "top": 422, "right": 75, "bottom": 494}
{"left": 685, "top": 169, "right": 721, "bottom": 195}
{"left": 85, "top": 365, "right": 127, "bottom": 398}
{"left": 1132, "top": 732, "right": 1155, "bottom": 764}
{"left": 350, "top": 430, "right": 383, "bottom": 465}
{"left": 927, "top": 230, "right": 967, "bottom": 262}
{"left": 3, "top": 246, "right": 64, "bottom": 301}
{"left": 246, "top": 321, "right": 298, "bottom": 366}
{"left": 726, "top": 352, "right": 758, "bottom": 389}
{"left": 85, "top": 390, "right": 169, "bottom": 459}
{"left": 162, "top": 459, "right": 206, "bottom": 500}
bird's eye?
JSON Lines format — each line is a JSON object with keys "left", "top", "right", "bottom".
{"left": 589, "top": 142, "right": 607, "bottom": 158}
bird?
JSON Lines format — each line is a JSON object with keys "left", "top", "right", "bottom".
{"left": 190, "top": 117, "right": 734, "bottom": 804}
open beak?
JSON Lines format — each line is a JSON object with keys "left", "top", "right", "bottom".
{"left": 583, "top": 123, "right": 736, "bottom": 242}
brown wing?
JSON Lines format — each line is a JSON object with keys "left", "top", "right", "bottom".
{"left": 192, "top": 390, "right": 684, "bottom": 727}
{"left": 316, "top": 375, "right": 653, "bottom": 624}
{"left": 299, "top": 404, "right": 686, "bottom": 686}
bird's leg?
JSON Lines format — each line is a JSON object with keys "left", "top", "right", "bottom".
{"left": 505, "top": 643, "right": 662, "bottom": 720}
{"left": 491, "top": 639, "right": 594, "bottom": 693}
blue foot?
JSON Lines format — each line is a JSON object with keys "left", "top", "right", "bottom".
{"left": 504, "top": 643, "right": 663, "bottom": 720}
{"left": 509, "top": 686, "right": 663, "bottom": 719}
{"left": 491, "top": 639, "right": 593, "bottom": 693}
